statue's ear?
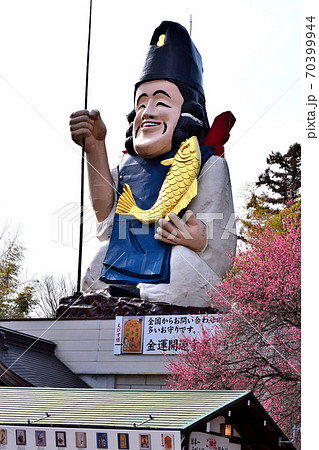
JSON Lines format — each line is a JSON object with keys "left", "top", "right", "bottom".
{"left": 181, "top": 101, "right": 205, "bottom": 122}
{"left": 172, "top": 100, "right": 206, "bottom": 149}
{"left": 126, "top": 109, "right": 136, "bottom": 124}
{"left": 124, "top": 110, "right": 137, "bottom": 155}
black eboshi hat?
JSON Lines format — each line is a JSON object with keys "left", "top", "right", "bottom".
{"left": 136, "top": 21, "right": 205, "bottom": 97}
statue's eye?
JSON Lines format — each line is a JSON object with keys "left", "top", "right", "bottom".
{"left": 156, "top": 102, "right": 171, "bottom": 108}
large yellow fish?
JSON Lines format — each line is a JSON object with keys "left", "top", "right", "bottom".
{"left": 115, "top": 136, "right": 201, "bottom": 224}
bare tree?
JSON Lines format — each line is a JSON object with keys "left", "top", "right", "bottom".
{"left": 35, "top": 274, "right": 75, "bottom": 318}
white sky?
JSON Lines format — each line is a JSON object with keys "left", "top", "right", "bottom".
{"left": 0, "top": 0, "right": 311, "bottom": 284}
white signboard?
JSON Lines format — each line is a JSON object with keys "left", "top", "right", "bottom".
{"left": 114, "top": 315, "right": 219, "bottom": 355}
{"left": 114, "top": 316, "right": 123, "bottom": 355}
{"left": 0, "top": 426, "right": 181, "bottom": 450}
{"left": 143, "top": 314, "right": 219, "bottom": 354}
{"left": 189, "top": 432, "right": 240, "bottom": 450}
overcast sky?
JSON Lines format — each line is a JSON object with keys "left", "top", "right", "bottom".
{"left": 0, "top": 0, "right": 309, "bottom": 284}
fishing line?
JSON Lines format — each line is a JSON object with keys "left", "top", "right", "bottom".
{"left": 76, "top": 0, "right": 93, "bottom": 294}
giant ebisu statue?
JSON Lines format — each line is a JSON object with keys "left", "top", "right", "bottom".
{"left": 68, "top": 21, "right": 236, "bottom": 313}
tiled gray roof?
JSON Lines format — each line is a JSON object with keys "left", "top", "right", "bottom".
{"left": 0, "top": 326, "right": 88, "bottom": 388}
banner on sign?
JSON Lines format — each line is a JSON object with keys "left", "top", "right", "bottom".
{"left": 114, "top": 315, "right": 219, "bottom": 355}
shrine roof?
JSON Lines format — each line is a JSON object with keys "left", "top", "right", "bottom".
{"left": 0, "top": 326, "right": 88, "bottom": 389}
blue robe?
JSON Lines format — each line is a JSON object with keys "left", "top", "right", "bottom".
{"left": 100, "top": 145, "right": 214, "bottom": 285}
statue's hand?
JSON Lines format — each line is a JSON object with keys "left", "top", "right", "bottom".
{"left": 69, "top": 109, "right": 107, "bottom": 153}
{"left": 155, "top": 210, "right": 207, "bottom": 252}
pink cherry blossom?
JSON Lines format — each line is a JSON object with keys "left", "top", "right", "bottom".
{"left": 166, "top": 207, "right": 301, "bottom": 445}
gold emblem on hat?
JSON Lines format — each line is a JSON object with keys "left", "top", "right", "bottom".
{"left": 157, "top": 34, "right": 166, "bottom": 47}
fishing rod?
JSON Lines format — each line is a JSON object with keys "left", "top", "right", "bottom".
{"left": 76, "top": 0, "right": 93, "bottom": 294}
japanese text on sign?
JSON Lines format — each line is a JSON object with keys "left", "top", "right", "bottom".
{"left": 143, "top": 315, "right": 219, "bottom": 355}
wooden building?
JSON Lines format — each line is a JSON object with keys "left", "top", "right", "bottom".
{"left": 0, "top": 388, "right": 296, "bottom": 450}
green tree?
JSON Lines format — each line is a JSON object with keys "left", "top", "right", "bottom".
{"left": 240, "top": 143, "right": 301, "bottom": 236}
{"left": 0, "top": 230, "right": 36, "bottom": 318}
{"left": 256, "top": 142, "right": 301, "bottom": 207}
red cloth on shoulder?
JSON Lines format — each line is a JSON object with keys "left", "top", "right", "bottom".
{"left": 204, "top": 111, "right": 236, "bottom": 157}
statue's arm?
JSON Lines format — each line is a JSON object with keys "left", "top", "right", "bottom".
{"left": 69, "top": 109, "right": 114, "bottom": 222}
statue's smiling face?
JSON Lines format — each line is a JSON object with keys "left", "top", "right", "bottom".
{"left": 133, "top": 80, "right": 183, "bottom": 159}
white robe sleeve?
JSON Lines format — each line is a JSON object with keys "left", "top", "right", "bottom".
{"left": 96, "top": 167, "right": 118, "bottom": 241}
{"left": 188, "top": 155, "right": 237, "bottom": 278}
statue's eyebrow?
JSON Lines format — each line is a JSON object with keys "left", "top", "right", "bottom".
{"left": 136, "top": 93, "right": 149, "bottom": 106}
{"left": 136, "top": 89, "right": 171, "bottom": 107}
{"left": 153, "top": 90, "right": 171, "bottom": 98}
